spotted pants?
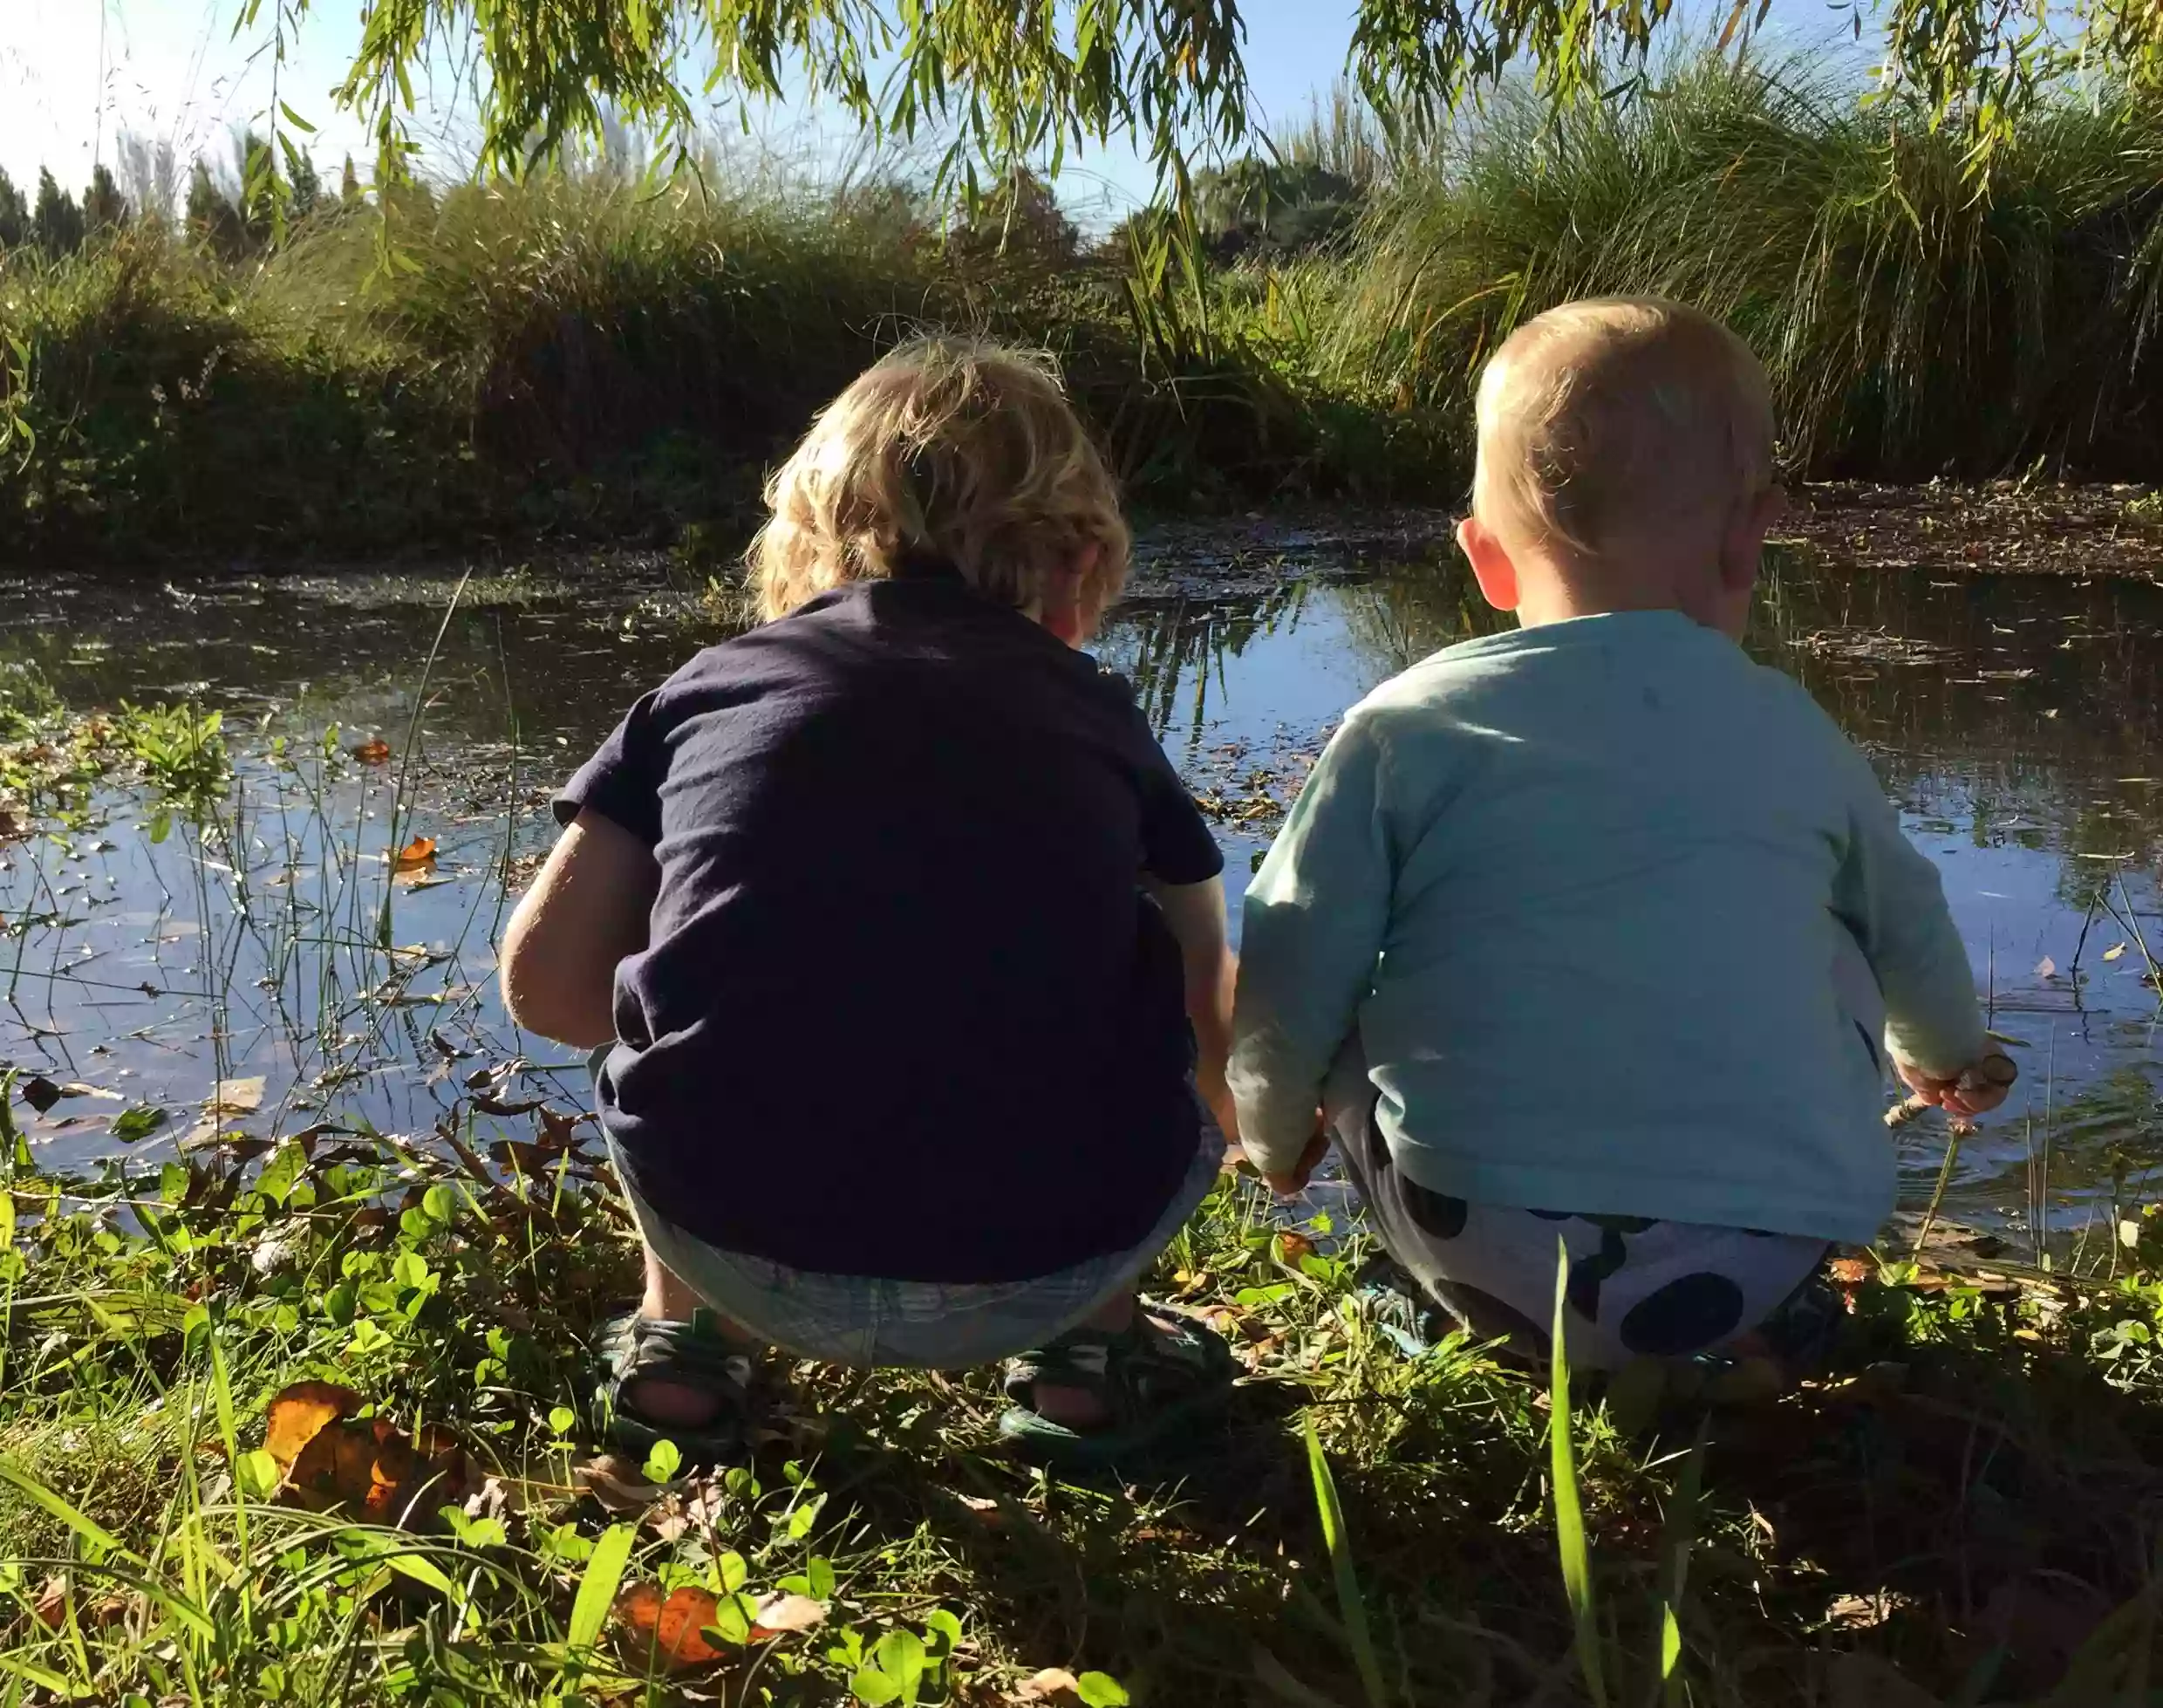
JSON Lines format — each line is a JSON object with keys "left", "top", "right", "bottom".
{"left": 1332, "top": 1089, "right": 1836, "bottom": 1372}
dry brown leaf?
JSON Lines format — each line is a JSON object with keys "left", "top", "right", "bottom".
{"left": 2036, "top": 955, "right": 2058, "bottom": 980}
{"left": 747, "top": 1592, "right": 827, "bottom": 1640}
{"left": 612, "top": 1582, "right": 727, "bottom": 1670}
{"left": 1276, "top": 1231, "right": 1316, "bottom": 1265}
{"left": 31, "top": 1575, "right": 68, "bottom": 1629}
{"left": 575, "top": 1452, "right": 665, "bottom": 1514}
{"left": 266, "top": 1382, "right": 471, "bottom": 1523}
{"left": 351, "top": 739, "right": 392, "bottom": 765}
{"left": 1827, "top": 1255, "right": 1873, "bottom": 1287}
{"left": 536, "top": 1105, "right": 586, "bottom": 1148}
{"left": 392, "top": 837, "right": 438, "bottom": 873}
{"left": 1015, "top": 1669, "right": 1085, "bottom": 1704}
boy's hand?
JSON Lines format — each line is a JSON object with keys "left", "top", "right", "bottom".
{"left": 1263, "top": 1119, "right": 1331, "bottom": 1198}
{"left": 1896, "top": 1051, "right": 2018, "bottom": 1118}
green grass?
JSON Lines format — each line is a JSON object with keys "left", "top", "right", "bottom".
{"left": 17, "top": 1060, "right": 2163, "bottom": 1705}
{"left": 1334, "top": 53, "right": 2163, "bottom": 483}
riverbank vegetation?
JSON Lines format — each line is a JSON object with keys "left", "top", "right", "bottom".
{"left": 15, "top": 1037, "right": 2163, "bottom": 1705}
{"left": 10, "top": 53, "right": 2163, "bottom": 564}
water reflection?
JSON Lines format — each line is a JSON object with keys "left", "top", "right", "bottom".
{"left": 3, "top": 550, "right": 2160, "bottom": 1249}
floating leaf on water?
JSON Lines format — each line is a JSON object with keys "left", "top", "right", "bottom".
{"left": 2036, "top": 956, "right": 2058, "bottom": 980}
{"left": 109, "top": 1105, "right": 166, "bottom": 1143}
{"left": 392, "top": 837, "right": 438, "bottom": 872}
{"left": 351, "top": 739, "right": 392, "bottom": 765}
{"left": 2105, "top": 942, "right": 2129, "bottom": 961}
{"left": 205, "top": 1076, "right": 266, "bottom": 1117}
{"left": 17, "top": 1076, "right": 61, "bottom": 1114}
{"left": 471, "top": 1094, "right": 546, "bottom": 1117}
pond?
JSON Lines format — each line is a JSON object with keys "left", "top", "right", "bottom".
{"left": 3, "top": 540, "right": 2160, "bottom": 1264}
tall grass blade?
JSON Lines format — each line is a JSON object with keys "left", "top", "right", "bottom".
{"left": 0, "top": 1458, "right": 135, "bottom": 1561}
{"left": 569, "top": 1521, "right": 635, "bottom": 1657}
{"left": 1656, "top": 1422, "right": 1709, "bottom": 1705}
{"left": 1304, "top": 1411, "right": 1391, "bottom": 1708}
{"left": 1549, "top": 1239, "right": 1607, "bottom": 1708}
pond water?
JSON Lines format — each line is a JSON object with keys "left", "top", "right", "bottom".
{"left": 3, "top": 542, "right": 2160, "bottom": 1261}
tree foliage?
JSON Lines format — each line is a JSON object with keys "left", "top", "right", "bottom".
{"left": 32, "top": 170, "right": 85, "bottom": 260}
{"left": 0, "top": 171, "right": 27, "bottom": 251}
{"left": 85, "top": 165, "right": 130, "bottom": 234}
{"left": 255, "top": 0, "right": 2158, "bottom": 205}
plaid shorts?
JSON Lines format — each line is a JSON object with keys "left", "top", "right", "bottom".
{"left": 604, "top": 1109, "right": 1224, "bottom": 1369}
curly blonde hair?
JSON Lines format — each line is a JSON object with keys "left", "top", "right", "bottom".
{"left": 750, "top": 338, "right": 1131, "bottom": 625}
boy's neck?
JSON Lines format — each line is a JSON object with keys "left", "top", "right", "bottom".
{"left": 1511, "top": 544, "right": 1735, "bottom": 636}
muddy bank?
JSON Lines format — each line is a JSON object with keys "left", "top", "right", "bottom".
{"left": 1781, "top": 482, "right": 2163, "bottom": 581}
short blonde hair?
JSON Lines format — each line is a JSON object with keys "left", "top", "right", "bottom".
{"left": 1472, "top": 297, "right": 1776, "bottom": 557}
{"left": 750, "top": 338, "right": 1130, "bottom": 624}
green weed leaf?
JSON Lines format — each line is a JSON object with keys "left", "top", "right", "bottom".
{"left": 874, "top": 1629, "right": 927, "bottom": 1704}
{"left": 1551, "top": 1239, "right": 1607, "bottom": 1708}
{"left": 109, "top": 1105, "right": 166, "bottom": 1143}
{"left": 643, "top": 1438, "right": 681, "bottom": 1483}
{"left": 1078, "top": 1673, "right": 1132, "bottom": 1706}
{"left": 1305, "top": 1411, "right": 1389, "bottom": 1708}
{"left": 569, "top": 1521, "right": 635, "bottom": 1653}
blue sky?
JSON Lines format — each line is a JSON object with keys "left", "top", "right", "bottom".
{"left": 0, "top": 0, "right": 1866, "bottom": 219}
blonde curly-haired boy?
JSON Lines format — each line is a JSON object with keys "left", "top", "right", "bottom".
{"left": 503, "top": 338, "right": 1236, "bottom": 1468}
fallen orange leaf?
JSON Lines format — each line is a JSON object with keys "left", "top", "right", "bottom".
{"left": 1827, "top": 1256, "right": 1873, "bottom": 1288}
{"left": 263, "top": 1381, "right": 363, "bottom": 1474}
{"left": 614, "top": 1582, "right": 727, "bottom": 1670}
{"left": 351, "top": 739, "right": 392, "bottom": 765}
{"left": 1277, "top": 1231, "right": 1316, "bottom": 1265}
{"left": 263, "top": 1382, "right": 472, "bottom": 1524}
{"left": 392, "top": 837, "right": 437, "bottom": 872}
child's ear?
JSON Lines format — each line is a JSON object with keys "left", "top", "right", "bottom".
{"left": 1718, "top": 484, "right": 1785, "bottom": 593}
{"left": 1457, "top": 515, "right": 1520, "bottom": 612}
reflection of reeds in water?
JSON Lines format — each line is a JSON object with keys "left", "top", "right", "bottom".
{"left": 1, "top": 610, "right": 534, "bottom": 1173}
{"left": 1118, "top": 580, "right": 1316, "bottom": 741}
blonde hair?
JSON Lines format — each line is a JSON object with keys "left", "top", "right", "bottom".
{"left": 750, "top": 337, "right": 1131, "bottom": 624}
{"left": 1472, "top": 297, "right": 1776, "bottom": 558}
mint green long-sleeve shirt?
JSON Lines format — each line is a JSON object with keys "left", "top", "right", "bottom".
{"left": 1229, "top": 610, "right": 1985, "bottom": 1245}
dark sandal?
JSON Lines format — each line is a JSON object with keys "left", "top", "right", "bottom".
{"left": 998, "top": 1307, "right": 1237, "bottom": 1471}
{"left": 594, "top": 1308, "right": 753, "bottom": 1466}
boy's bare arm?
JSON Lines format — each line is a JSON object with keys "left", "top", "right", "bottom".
{"left": 1144, "top": 874, "right": 1238, "bottom": 1142}
{"left": 500, "top": 809, "right": 658, "bottom": 1049}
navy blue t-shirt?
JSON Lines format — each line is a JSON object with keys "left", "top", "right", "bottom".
{"left": 555, "top": 570, "right": 1225, "bottom": 1284}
